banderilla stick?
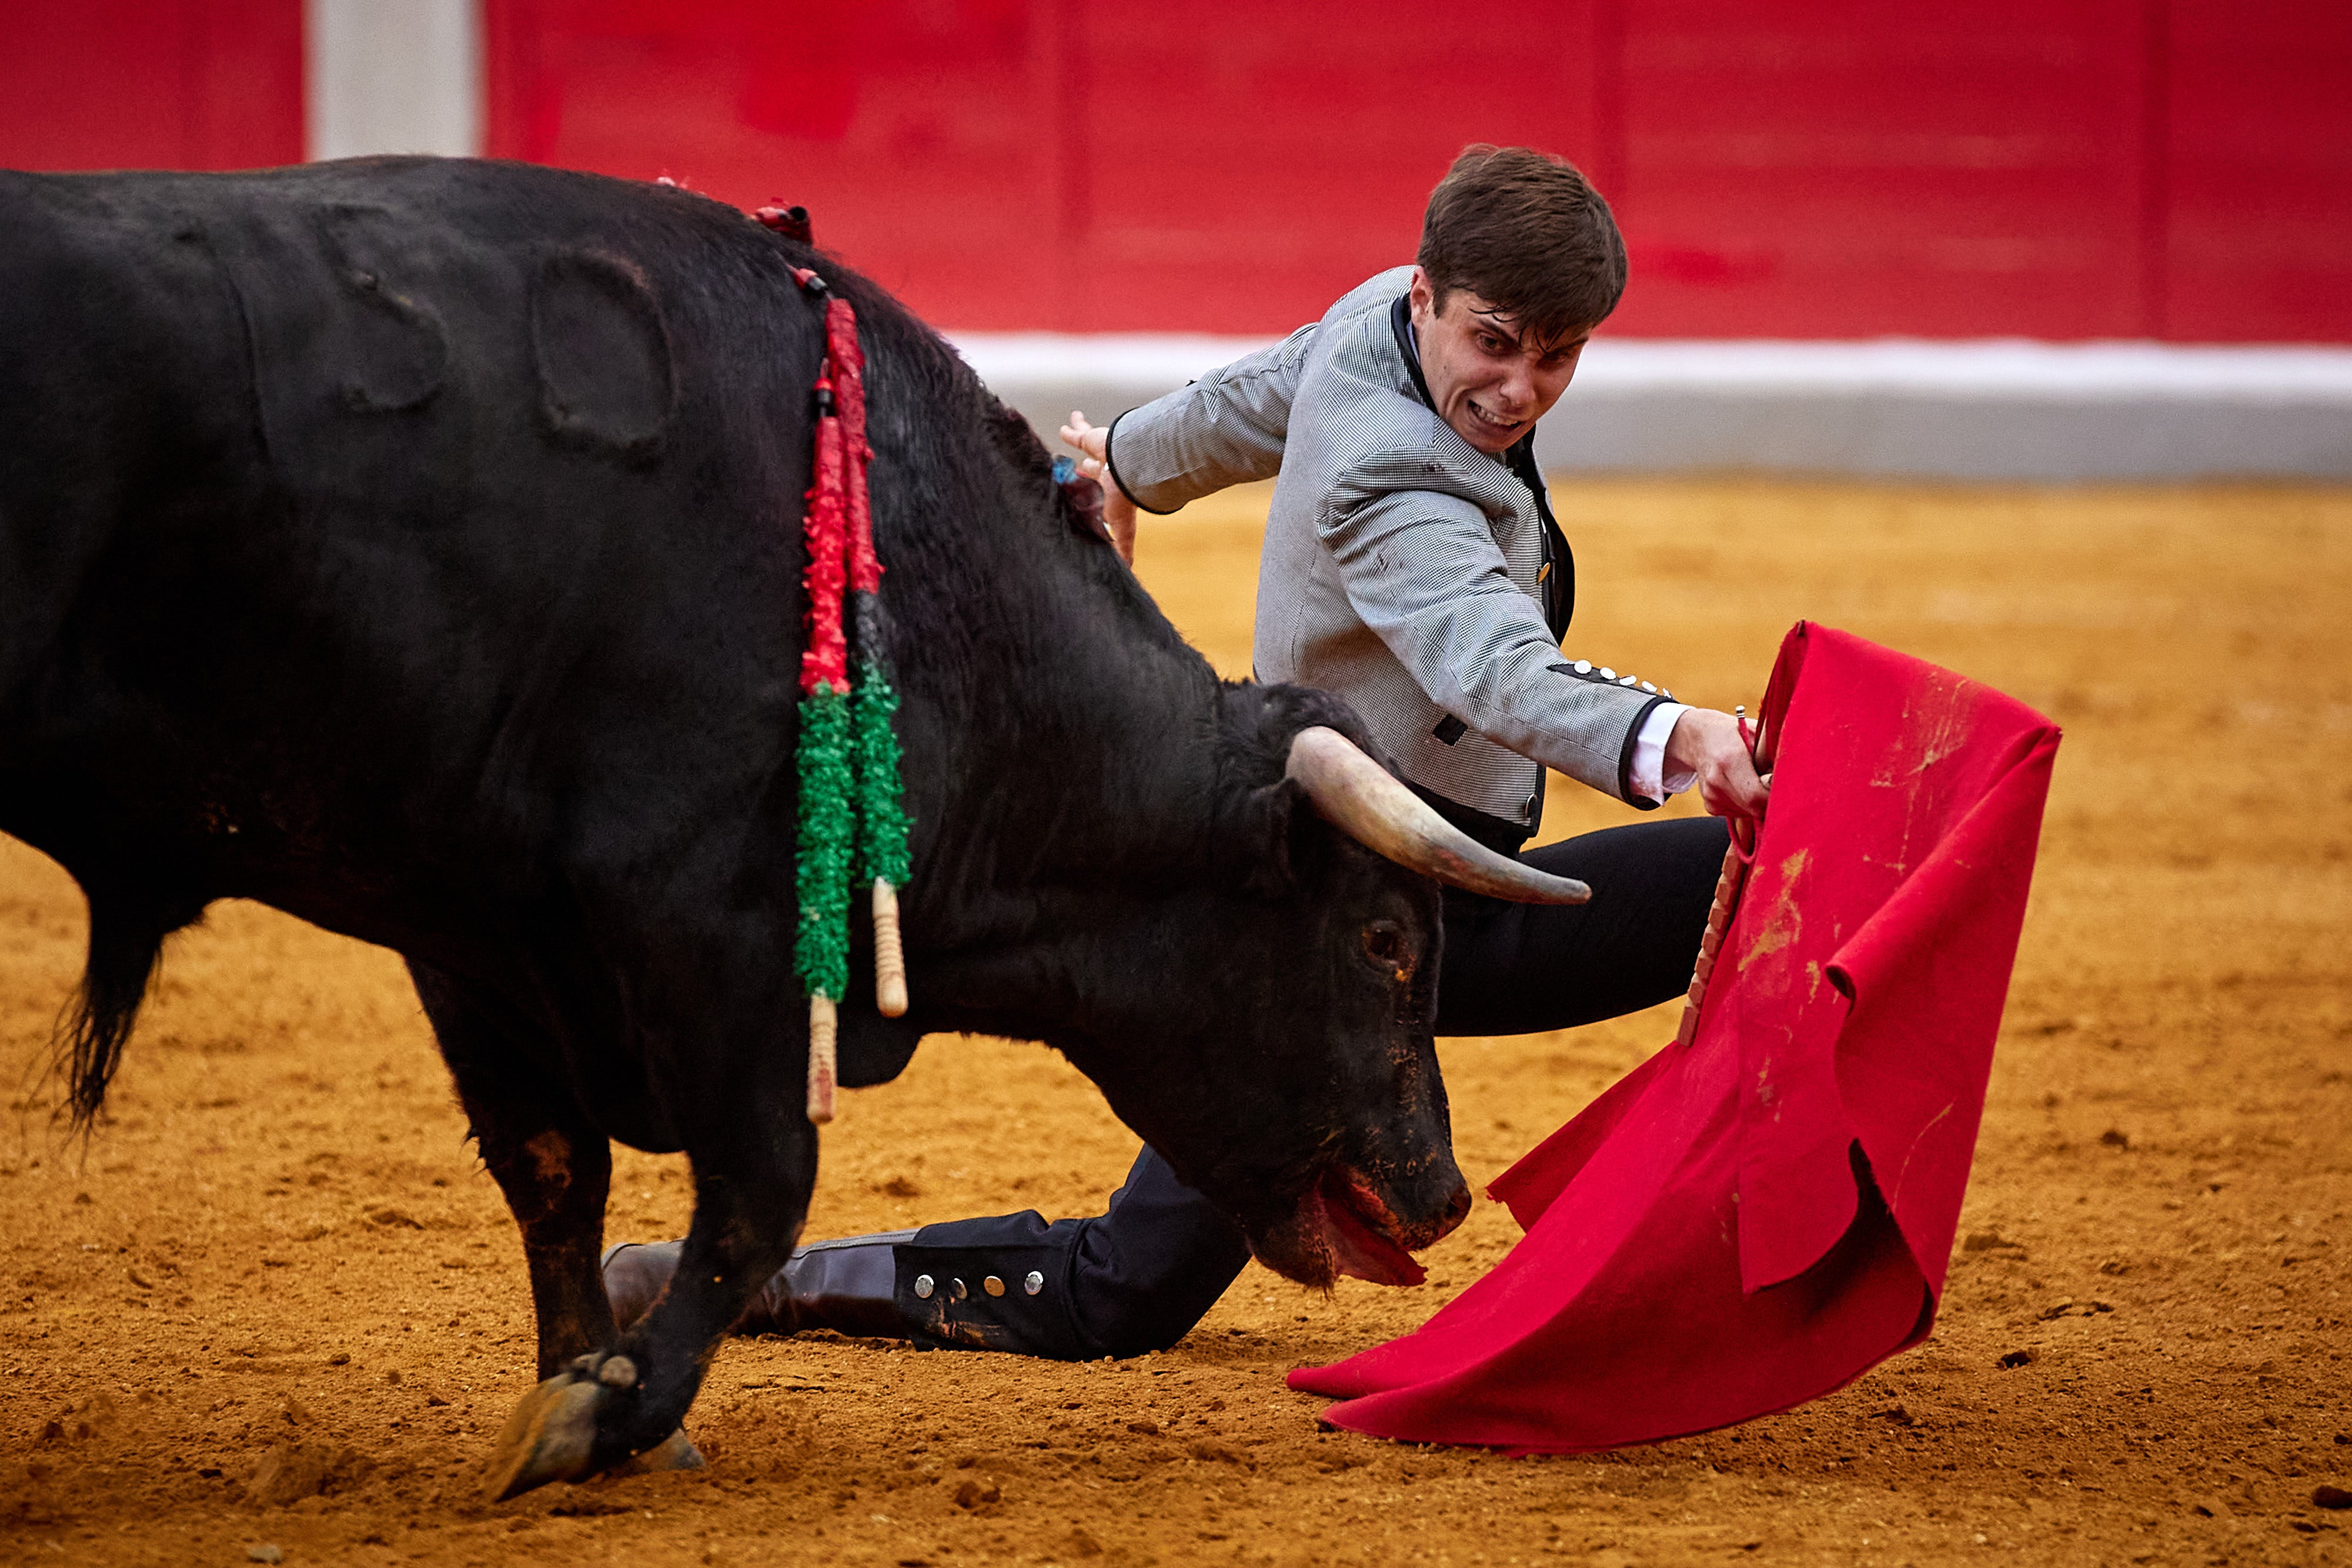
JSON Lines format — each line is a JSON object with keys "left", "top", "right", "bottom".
{"left": 872, "top": 878, "right": 908, "bottom": 1018}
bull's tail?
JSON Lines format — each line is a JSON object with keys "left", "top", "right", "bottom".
{"left": 54, "top": 883, "right": 199, "bottom": 1132}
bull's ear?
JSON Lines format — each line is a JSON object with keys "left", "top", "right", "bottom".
{"left": 1227, "top": 776, "right": 1307, "bottom": 898}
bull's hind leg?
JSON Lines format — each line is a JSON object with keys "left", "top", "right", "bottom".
{"left": 407, "top": 962, "right": 704, "bottom": 1495}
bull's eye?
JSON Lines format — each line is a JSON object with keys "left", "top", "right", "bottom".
{"left": 1362, "top": 922, "right": 1408, "bottom": 971}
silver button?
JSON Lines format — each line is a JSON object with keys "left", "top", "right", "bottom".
{"left": 1523, "top": 794, "right": 1538, "bottom": 821}
{"left": 1619, "top": 675, "right": 1636, "bottom": 686}
{"left": 1023, "top": 1271, "right": 1044, "bottom": 1295}
{"left": 1599, "top": 667, "right": 1616, "bottom": 680}
{"left": 949, "top": 1277, "right": 968, "bottom": 1302}
{"left": 983, "top": 1275, "right": 1005, "bottom": 1297}
{"left": 1573, "top": 660, "right": 1592, "bottom": 674}
{"left": 1641, "top": 681, "right": 1656, "bottom": 694}
{"left": 913, "top": 1274, "right": 934, "bottom": 1299}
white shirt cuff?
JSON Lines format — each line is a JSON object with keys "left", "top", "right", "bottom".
{"left": 1629, "top": 701, "right": 1694, "bottom": 803}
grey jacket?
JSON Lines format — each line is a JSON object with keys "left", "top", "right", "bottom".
{"left": 1107, "top": 267, "right": 1672, "bottom": 833}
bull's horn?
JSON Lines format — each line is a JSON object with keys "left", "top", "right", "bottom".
{"left": 1284, "top": 727, "right": 1591, "bottom": 905}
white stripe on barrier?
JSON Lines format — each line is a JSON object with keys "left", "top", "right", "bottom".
{"left": 306, "top": 0, "right": 485, "bottom": 162}
{"left": 953, "top": 333, "right": 2352, "bottom": 479}
{"left": 952, "top": 333, "right": 2352, "bottom": 403}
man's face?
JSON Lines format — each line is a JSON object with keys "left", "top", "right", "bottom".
{"left": 1406, "top": 268, "right": 1588, "bottom": 454}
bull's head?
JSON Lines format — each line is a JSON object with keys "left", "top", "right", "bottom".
{"left": 1047, "top": 686, "right": 1588, "bottom": 1290}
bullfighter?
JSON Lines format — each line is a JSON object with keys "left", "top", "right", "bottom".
{"left": 605, "top": 144, "right": 1769, "bottom": 1357}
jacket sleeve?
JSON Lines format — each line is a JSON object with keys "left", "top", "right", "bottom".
{"left": 1319, "top": 483, "right": 1666, "bottom": 804}
{"left": 1102, "top": 325, "right": 1318, "bottom": 514}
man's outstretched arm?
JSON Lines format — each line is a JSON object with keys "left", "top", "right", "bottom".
{"left": 1060, "top": 323, "right": 1321, "bottom": 565}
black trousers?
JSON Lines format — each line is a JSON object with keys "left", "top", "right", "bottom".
{"left": 896, "top": 814, "right": 1730, "bottom": 1359}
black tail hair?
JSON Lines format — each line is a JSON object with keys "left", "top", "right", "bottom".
{"left": 55, "top": 884, "right": 199, "bottom": 1132}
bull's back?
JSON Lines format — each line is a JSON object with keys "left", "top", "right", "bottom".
{"left": 0, "top": 160, "right": 817, "bottom": 936}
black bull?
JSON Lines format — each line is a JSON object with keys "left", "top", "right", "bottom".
{"left": 0, "top": 158, "right": 1478, "bottom": 1493}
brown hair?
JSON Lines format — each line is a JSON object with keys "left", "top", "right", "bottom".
{"left": 1417, "top": 145, "right": 1626, "bottom": 345}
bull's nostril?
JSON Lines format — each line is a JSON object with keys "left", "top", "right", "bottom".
{"left": 1444, "top": 1184, "right": 1472, "bottom": 1226}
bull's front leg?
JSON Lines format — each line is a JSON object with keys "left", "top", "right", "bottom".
{"left": 485, "top": 1137, "right": 816, "bottom": 1500}
{"left": 412, "top": 964, "right": 616, "bottom": 1374}
{"left": 599, "top": 1129, "right": 820, "bottom": 1442}
{"left": 408, "top": 962, "right": 709, "bottom": 1496}
{"left": 457, "top": 985, "right": 819, "bottom": 1499}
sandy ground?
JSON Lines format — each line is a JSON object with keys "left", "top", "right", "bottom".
{"left": 2, "top": 477, "right": 2347, "bottom": 1568}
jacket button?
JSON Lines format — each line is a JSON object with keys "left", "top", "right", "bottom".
{"left": 1573, "top": 660, "right": 1592, "bottom": 674}
{"left": 1599, "top": 667, "right": 1616, "bottom": 680}
{"left": 913, "top": 1274, "right": 934, "bottom": 1299}
{"left": 984, "top": 1275, "right": 1006, "bottom": 1297}
{"left": 1024, "top": 1271, "right": 1045, "bottom": 1295}
{"left": 1641, "top": 681, "right": 1657, "bottom": 694}
{"left": 949, "top": 1278, "right": 969, "bottom": 1302}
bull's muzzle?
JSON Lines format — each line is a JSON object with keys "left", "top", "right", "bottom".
{"left": 1249, "top": 1156, "right": 1472, "bottom": 1290}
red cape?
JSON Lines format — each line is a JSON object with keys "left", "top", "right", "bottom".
{"left": 1289, "top": 623, "right": 2060, "bottom": 1450}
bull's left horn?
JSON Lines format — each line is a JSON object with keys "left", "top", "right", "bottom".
{"left": 1284, "top": 727, "right": 1591, "bottom": 905}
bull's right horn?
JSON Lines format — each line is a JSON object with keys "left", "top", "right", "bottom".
{"left": 1284, "top": 727, "right": 1591, "bottom": 905}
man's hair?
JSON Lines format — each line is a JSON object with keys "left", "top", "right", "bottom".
{"left": 1417, "top": 145, "right": 1626, "bottom": 346}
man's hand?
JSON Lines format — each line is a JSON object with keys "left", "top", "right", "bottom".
{"left": 1060, "top": 410, "right": 1139, "bottom": 566}
{"left": 1665, "top": 707, "right": 1771, "bottom": 820}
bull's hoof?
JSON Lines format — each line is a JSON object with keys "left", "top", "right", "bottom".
{"left": 483, "top": 1352, "right": 671, "bottom": 1501}
{"left": 620, "top": 1426, "right": 705, "bottom": 1476}
{"left": 484, "top": 1370, "right": 604, "bottom": 1501}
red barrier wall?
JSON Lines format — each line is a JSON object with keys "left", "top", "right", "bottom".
{"left": 4, "top": 2, "right": 2343, "bottom": 340}
{"left": 482, "top": 0, "right": 2351, "bottom": 340}
{"left": 0, "top": 1, "right": 301, "bottom": 173}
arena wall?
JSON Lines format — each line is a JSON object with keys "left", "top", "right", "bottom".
{"left": 5, "top": 0, "right": 2347, "bottom": 475}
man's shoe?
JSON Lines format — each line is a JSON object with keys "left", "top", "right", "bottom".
{"left": 756, "top": 1231, "right": 920, "bottom": 1338}
{"left": 600, "top": 1232, "right": 920, "bottom": 1339}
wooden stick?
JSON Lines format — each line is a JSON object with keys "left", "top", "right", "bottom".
{"left": 872, "top": 878, "right": 908, "bottom": 1018}
{"left": 1673, "top": 841, "right": 1747, "bottom": 1048}
{"left": 1672, "top": 706, "right": 1770, "bottom": 1049}
{"left": 807, "top": 994, "right": 838, "bottom": 1124}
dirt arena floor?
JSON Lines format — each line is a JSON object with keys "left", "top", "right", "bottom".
{"left": 3, "top": 477, "right": 2347, "bottom": 1567}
